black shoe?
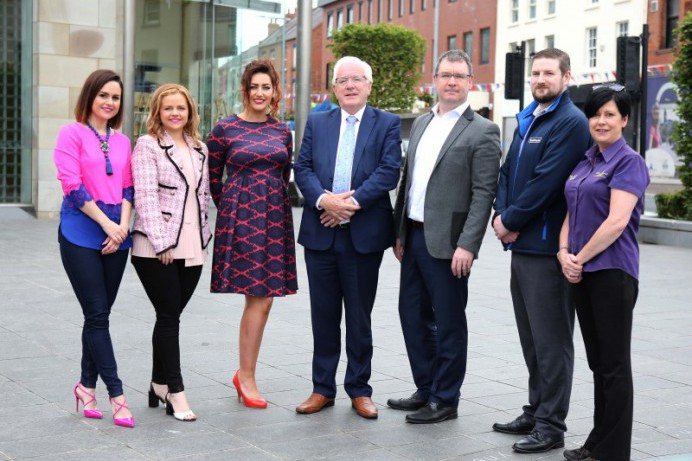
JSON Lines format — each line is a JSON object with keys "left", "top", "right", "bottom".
{"left": 564, "top": 446, "right": 591, "bottom": 461}
{"left": 492, "top": 413, "right": 535, "bottom": 435}
{"left": 512, "top": 430, "right": 564, "bottom": 453}
{"left": 387, "top": 391, "right": 427, "bottom": 411}
{"left": 405, "top": 402, "right": 457, "bottom": 424}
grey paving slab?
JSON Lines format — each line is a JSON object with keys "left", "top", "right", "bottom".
{"left": 1, "top": 210, "right": 692, "bottom": 460}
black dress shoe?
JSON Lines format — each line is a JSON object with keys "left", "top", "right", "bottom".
{"left": 564, "top": 446, "right": 591, "bottom": 461}
{"left": 512, "top": 430, "right": 564, "bottom": 453}
{"left": 387, "top": 391, "right": 427, "bottom": 411}
{"left": 492, "top": 413, "right": 535, "bottom": 434}
{"left": 405, "top": 402, "right": 457, "bottom": 424}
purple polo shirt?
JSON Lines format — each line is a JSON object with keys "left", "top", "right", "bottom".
{"left": 564, "top": 137, "right": 649, "bottom": 280}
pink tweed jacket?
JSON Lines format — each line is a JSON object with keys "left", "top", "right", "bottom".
{"left": 131, "top": 132, "right": 212, "bottom": 254}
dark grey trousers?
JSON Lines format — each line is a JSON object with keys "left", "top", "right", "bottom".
{"left": 510, "top": 252, "right": 575, "bottom": 436}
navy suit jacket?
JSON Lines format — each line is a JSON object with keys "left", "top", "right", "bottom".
{"left": 294, "top": 105, "right": 402, "bottom": 254}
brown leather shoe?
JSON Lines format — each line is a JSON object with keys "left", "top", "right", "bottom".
{"left": 295, "top": 393, "right": 335, "bottom": 414}
{"left": 351, "top": 396, "right": 378, "bottom": 419}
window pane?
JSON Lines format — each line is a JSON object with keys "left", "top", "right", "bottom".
{"left": 480, "top": 28, "right": 490, "bottom": 64}
{"left": 464, "top": 32, "right": 473, "bottom": 59}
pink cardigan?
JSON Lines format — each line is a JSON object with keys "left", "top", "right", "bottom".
{"left": 131, "top": 132, "right": 212, "bottom": 254}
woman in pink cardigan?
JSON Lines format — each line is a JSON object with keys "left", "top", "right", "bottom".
{"left": 54, "top": 69, "right": 134, "bottom": 428}
{"left": 131, "top": 84, "right": 211, "bottom": 421}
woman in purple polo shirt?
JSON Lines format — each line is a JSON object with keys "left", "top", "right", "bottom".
{"left": 558, "top": 86, "right": 649, "bottom": 461}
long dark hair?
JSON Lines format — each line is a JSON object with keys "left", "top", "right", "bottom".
{"left": 240, "top": 59, "right": 282, "bottom": 118}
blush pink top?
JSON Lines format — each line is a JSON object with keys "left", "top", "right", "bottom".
{"left": 132, "top": 145, "right": 207, "bottom": 266}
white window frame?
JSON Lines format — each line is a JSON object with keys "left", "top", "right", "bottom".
{"left": 587, "top": 27, "right": 598, "bottom": 68}
{"left": 526, "top": 38, "right": 535, "bottom": 77}
{"left": 529, "top": 0, "right": 537, "bottom": 19}
{"left": 511, "top": 0, "right": 519, "bottom": 23}
{"left": 143, "top": 0, "right": 161, "bottom": 26}
{"left": 617, "top": 20, "right": 629, "bottom": 37}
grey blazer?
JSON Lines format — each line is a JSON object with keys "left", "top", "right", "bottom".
{"left": 393, "top": 106, "right": 501, "bottom": 259}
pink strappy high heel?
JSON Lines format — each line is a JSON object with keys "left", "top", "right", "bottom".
{"left": 109, "top": 396, "right": 135, "bottom": 428}
{"left": 73, "top": 383, "right": 103, "bottom": 419}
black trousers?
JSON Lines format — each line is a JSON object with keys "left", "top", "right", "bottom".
{"left": 131, "top": 256, "right": 202, "bottom": 393}
{"left": 510, "top": 252, "right": 575, "bottom": 436}
{"left": 59, "top": 232, "right": 127, "bottom": 398}
{"left": 573, "top": 269, "right": 638, "bottom": 461}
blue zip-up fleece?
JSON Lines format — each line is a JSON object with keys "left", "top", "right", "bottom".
{"left": 494, "top": 90, "right": 590, "bottom": 256}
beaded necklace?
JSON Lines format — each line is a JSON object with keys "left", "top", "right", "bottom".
{"left": 86, "top": 122, "right": 113, "bottom": 175}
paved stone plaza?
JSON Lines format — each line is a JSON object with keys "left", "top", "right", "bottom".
{"left": 0, "top": 206, "right": 691, "bottom": 460}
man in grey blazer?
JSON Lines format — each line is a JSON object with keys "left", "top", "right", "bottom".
{"left": 388, "top": 50, "right": 501, "bottom": 424}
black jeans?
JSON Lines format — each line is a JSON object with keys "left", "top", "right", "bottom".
{"left": 573, "top": 269, "right": 638, "bottom": 461}
{"left": 131, "top": 256, "right": 202, "bottom": 393}
{"left": 59, "top": 232, "right": 127, "bottom": 398}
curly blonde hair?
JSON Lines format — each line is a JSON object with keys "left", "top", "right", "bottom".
{"left": 146, "top": 84, "right": 202, "bottom": 146}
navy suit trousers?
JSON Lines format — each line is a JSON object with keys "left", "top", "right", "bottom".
{"left": 304, "top": 227, "right": 384, "bottom": 399}
{"left": 398, "top": 226, "right": 469, "bottom": 407}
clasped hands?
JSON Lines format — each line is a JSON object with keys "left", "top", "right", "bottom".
{"left": 492, "top": 215, "right": 519, "bottom": 244}
{"left": 319, "top": 190, "right": 361, "bottom": 228}
{"left": 101, "top": 220, "right": 129, "bottom": 255}
{"left": 558, "top": 251, "right": 583, "bottom": 284}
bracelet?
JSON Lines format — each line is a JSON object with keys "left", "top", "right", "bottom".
{"left": 558, "top": 246, "right": 569, "bottom": 252}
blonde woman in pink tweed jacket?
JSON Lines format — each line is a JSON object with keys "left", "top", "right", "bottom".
{"left": 131, "top": 84, "right": 211, "bottom": 422}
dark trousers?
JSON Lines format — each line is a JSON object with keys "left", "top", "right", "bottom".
{"left": 304, "top": 228, "right": 383, "bottom": 399}
{"left": 398, "top": 226, "right": 469, "bottom": 407}
{"left": 131, "top": 256, "right": 202, "bottom": 393}
{"left": 573, "top": 269, "right": 637, "bottom": 461}
{"left": 510, "top": 252, "right": 574, "bottom": 436}
{"left": 59, "top": 232, "right": 127, "bottom": 398}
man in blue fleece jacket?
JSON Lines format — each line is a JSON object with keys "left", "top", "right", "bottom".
{"left": 491, "top": 48, "right": 591, "bottom": 454}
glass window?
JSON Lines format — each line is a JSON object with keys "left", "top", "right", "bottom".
{"left": 143, "top": 0, "right": 161, "bottom": 26}
{"left": 587, "top": 27, "right": 598, "bottom": 67}
{"left": 388, "top": 0, "right": 393, "bottom": 20}
{"left": 526, "top": 38, "right": 535, "bottom": 76}
{"left": 651, "top": 0, "right": 659, "bottom": 12}
{"left": 368, "top": 0, "right": 373, "bottom": 23}
{"left": 617, "top": 20, "right": 629, "bottom": 37}
{"left": 447, "top": 35, "right": 457, "bottom": 51}
{"left": 545, "top": 34, "right": 554, "bottom": 48}
{"left": 480, "top": 28, "right": 490, "bottom": 64}
{"left": 399, "top": 0, "right": 404, "bottom": 16}
{"left": 337, "top": 9, "right": 344, "bottom": 29}
{"left": 410, "top": 0, "right": 415, "bottom": 14}
{"left": 464, "top": 32, "right": 473, "bottom": 59}
{"left": 134, "top": 0, "right": 283, "bottom": 136}
{"left": 666, "top": 0, "right": 679, "bottom": 48}
{"left": 511, "top": 0, "right": 519, "bottom": 22}
{"left": 421, "top": 0, "right": 426, "bottom": 11}
{"left": 347, "top": 4, "right": 354, "bottom": 23}
{"left": 547, "top": 0, "right": 556, "bottom": 14}
{"left": 529, "top": 0, "right": 537, "bottom": 18}
{"left": 327, "top": 12, "right": 334, "bottom": 37}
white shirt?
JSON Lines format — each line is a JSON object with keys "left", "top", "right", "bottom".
{"left": 407, "top": 102, "right": 469, "bottom": 222}
{"left": 316, "top": 106, "right": 366, "bottom": 209}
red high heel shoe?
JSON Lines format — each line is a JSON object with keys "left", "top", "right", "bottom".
{"left": 73, "top": 383, "right": 103, "bottom": 419}
{"left": 232, "top": 370, "right": 267, "bottom": 409}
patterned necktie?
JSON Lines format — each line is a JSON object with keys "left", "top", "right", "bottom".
{"left": 332, "top": 115, "right": 358, "bottom": 193}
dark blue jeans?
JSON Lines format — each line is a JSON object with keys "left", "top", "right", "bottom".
{"left": 59, "top": 232, "right": 127, "bottom": 398}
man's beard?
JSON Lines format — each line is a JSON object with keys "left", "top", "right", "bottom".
{"left": 532, "top": 86, "right": 560, "bottom": 104}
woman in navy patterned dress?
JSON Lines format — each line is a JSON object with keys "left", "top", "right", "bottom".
{"left": 208, "top": 59, "right": 297, "bottom": 408}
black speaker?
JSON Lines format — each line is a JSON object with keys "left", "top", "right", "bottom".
{"left": 616, "top": 36, "right": 640, "bottom": 93}
{"left": 505, "top": 52, "right": 524, "bottom": 100}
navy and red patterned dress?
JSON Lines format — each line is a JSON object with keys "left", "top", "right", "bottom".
{"left": 208, "top": 115, "right": 298, "bottom": 297}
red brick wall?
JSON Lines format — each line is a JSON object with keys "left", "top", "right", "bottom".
{"left": 647, "top": 0, "right": 692, "bottom": 66}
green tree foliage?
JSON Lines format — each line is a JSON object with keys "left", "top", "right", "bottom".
{"left": 657, "top": 12, "right": 692, "bottom": 220}
{"left": 328, "top": 23, "right": 427, "bottom": 112}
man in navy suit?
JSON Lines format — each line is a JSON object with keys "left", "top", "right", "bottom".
{"left": 294, "top": 56, "right": 401, "bottom": 419}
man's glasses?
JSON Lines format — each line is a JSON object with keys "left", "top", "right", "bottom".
{"left": 593, "top": 83, "right": 626, "bottom": 92}
{"left": 334, "top": 76, "right": 368, "bottom": 86}
{"left": 436, "top": 73, "right": 472, "bottom": 81}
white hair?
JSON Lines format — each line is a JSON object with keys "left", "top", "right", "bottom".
{"left": 332, "top": 56, "right": 373, "bottom": 85}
